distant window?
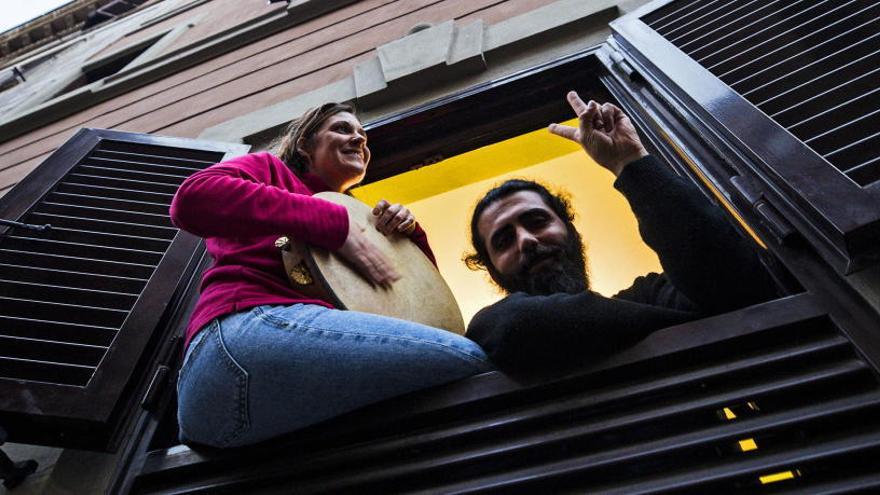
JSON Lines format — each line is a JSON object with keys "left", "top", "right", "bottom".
{"left": 0, "top": 67, "right": 25, "bottom": 92}
{"left": 54, "top": 40, "right": 154, "bottom": 97}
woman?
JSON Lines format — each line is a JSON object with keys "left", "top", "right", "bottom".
{"left": 171, "top": 102, "right": 491, "bottom": 448}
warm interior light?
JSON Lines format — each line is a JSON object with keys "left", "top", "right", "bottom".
{"left": 738, "top": 438, "right": 758, "bottom": 452}
{"left": 722, "top": 407, "right": 737, "bottom": 420}
{"left": 353, "top": 120, "right": 662, "bottom": 324}
{"left": 759, "top": 470, "right": 800, "bottom": 484}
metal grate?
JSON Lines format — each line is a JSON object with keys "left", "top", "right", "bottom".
{"left": 135, "top": 308, "right": 880, "bottom": 493}
{"left": 642, "top": 0, "right": 880, "bottom": 187}
{"left": 0, "top": 139, "right": 219, "bottom": 387}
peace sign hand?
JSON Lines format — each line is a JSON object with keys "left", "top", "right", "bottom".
{"left": 548, "top": 91, "right": 648, "bottom": 177}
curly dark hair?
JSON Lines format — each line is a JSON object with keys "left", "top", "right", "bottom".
{"left": 463, "top": 179, "right": 581, "bottom": 279}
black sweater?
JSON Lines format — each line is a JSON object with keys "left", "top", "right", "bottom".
{"left": 466, "top": 155, "right": 777, "bottom": 370}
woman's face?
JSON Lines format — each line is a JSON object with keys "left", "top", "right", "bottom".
{"left": 304, "top": 112, "right": 370, "bottom": 192}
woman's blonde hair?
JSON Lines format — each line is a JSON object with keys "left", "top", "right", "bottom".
{"left": 273, "top": 102, "right": 356, "bottom": 173}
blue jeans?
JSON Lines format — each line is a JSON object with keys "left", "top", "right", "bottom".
{"left": 177, "top": 304, "right": 492, "bottom": 447}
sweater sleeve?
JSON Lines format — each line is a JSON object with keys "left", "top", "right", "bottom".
{"left": 408, "top": 223, "right": 438, "bottom": 267}
{"left": 169, "top": 153, "right": 349, "bottom": 251}
{"left": 467, "top": 291, "right": 695, "bottom": 370}
{"left": 613, "top": 155, "right": 777, "bottom": 313}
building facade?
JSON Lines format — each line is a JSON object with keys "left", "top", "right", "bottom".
{"left": 1, "top": 0, "right": 879, "bottom": 493}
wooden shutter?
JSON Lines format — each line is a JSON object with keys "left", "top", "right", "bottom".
{"left": 0, "top": 128, "right": 248, "bottom": 451}
{"left": 132, "top": 294, "right": 880, "bottom": 493}
{"left": 607, "top": 0, "right": 880, "bottom": 274}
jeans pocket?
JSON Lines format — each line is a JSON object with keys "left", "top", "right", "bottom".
{"left": 177, "top": 320, "right": 250, "bottom": 448}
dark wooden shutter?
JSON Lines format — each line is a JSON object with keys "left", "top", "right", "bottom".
{"left": 132, "top": 294, "right": 880, "bottom": 493}
{"left": 0, "top": 128, "right": 248, "bottom": 451}
{"left": 608, "top": 0, "right": 880, "bottom": 274}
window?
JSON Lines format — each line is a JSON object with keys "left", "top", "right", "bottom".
{"left": 353, "top": 121, "right": 661, "bottom": 323}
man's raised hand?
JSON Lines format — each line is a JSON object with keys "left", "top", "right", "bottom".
{"left": 548, "top": 91, "right": 648, "bottom": 176}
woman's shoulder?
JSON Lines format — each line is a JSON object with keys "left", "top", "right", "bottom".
{"left": 220, "top": 151, "right": 283, "bottom": 168}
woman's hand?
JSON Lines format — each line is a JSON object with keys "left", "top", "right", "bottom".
{"left": 372, "top": 200, "right": 417, "bottom": 236}
{"left": 337, "top": 222, "right": 400, "bottom": 287}
{"left": 548, "top": 91, "right": 648, "bottom": 177}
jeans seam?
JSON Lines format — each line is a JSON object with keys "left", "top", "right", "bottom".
{"left": 269, "top": 318, "right": 489, "bottom": 366}
{"left": 214, "top": 321, "right": 250, "bottom": 447}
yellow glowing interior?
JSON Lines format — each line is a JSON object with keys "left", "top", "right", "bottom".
{"left": 738, "top": 438, "right": 758, "bottom": 452}
{"left": 353, "top": 120, "right": 662, "bottom": 325}
{"left": 759, "top": 470, "right": 799, "bottom": 484}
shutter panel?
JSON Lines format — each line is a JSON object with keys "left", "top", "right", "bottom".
{"left": 0, "top": 128, "right": 248, "bottom": 451}
{"left": 609, "top": 0, "right": 880, "bottom": 274}
{"left": 134, "top": 294, "right": 880, "bottom": 493}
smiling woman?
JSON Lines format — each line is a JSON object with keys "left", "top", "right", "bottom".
{"left": 169, "top": 102, "right": 492, "bottom": 448}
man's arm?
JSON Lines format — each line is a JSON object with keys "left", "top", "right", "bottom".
{"left": 550, "top": 91, "right": 776, "bottom": 313}
{"left": 468, "top": 290, "right": 694, "bottom": 370}
{"left": 614, "top": 155, "right": 777, "bottom": 313}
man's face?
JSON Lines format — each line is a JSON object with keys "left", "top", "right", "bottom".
{"left": 477, "top": 190, "right": 588, "bottom": 295}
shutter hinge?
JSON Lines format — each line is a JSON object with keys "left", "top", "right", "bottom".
{"left": 730, "top": 175, "right": 797, "bottom": 244}
{"left": 140, "top": 335, "right": 183, "bottom": 411}
{"left": 599, "top": 38, "right": 645, "bottom": 84}
{"left": 141, "top": 365, "right": 170, "bottom": 411}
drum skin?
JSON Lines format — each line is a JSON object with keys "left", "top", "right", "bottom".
{"left": 278, "top": 192, "right": 466, "bottom": 335}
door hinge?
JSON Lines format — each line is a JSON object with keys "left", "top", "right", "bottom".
{"left": 141, "top": 365, "right": 171, "bottom": 411}
{"left": 599, "top": 38, "right": 644, "bottom": 84}
{"left": 730, "top": 175, "right": 797, "bottom": 244}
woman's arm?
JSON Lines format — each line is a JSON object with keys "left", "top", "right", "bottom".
{"left": 170, "top": 153, "right": 349, "bottom": 251}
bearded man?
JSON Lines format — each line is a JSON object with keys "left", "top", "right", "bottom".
{"left": 464, "top": 91, "right": 778, "bottom": 370}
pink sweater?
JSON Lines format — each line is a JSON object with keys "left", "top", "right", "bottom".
{"left": 170, "top": 152, "right": 435, "bottom": 349}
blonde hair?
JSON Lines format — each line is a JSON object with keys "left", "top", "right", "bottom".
{"left": 273, "top": 102, "right": 356, "bottom": 173}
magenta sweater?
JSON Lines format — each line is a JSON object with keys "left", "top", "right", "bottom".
{"left": 170, "top": 152, "right": 436, "bottom": 349}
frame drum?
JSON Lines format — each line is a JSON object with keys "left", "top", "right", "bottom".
{"left": 277, "top": 192, "right": 465, "bottom": 335}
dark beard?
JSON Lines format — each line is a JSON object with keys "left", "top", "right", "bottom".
{"left": 496, "top": 229, "right": 589, "bottom": 296}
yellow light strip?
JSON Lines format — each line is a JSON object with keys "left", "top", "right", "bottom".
{"left": 759, "top": 470, "right": 799, "bottom": 484}
{"left": 657, "top": 129, "right": 767, "bottom": 249}
{"left": 738, "top": 438, "right": 758, "bottom": 452}
{"left": 722, "top": 407, "right": 737, "bottom": 420}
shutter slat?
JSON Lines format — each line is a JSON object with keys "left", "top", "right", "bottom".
{"left": 677, "top": 0, "right": 788, "bottom": 52}
{"left": 0, "top": 249, "right": 155, "bottom": 279}
{"left": 25, "top": 212, "right": 177, "bottom": 240}
{"left": 0, "top": 335, "right": 107, "bottom": 367}
{"left": 47, "top": 192, "right": 173, "bottom": 215}
{"left": 0, "top": 279, "right": 137, "bottom": 309}
{"left": 37, "top": 202, "right": 173, "bottom": 228}
{"left": 0, "top": 296, "right": 128, "bottom": 327}
{"left": 13, "top": 226, "right": 170, "bottom": 252}
{"left": 76, "top": 165, "right": 186, "bottom": 186}
{"left": 83, "top": 157, "right": 201, "bottom": 177}
{"left": 0, "top": 357, "right": 96, "bottom": 387}
{"left": 90, "top": 149, "right": 213, "bottom": 168}
{"left": 0, "top": 262, "right": 146, "bottom": 293}
{"left": 0, "top": 315, "right": 116, "bottom": 347}
{"left": 3, "top": 236, "right": 163, "bottom": 264}
{"left": 67, "top": 172, "right": 181, "bottom": 194}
